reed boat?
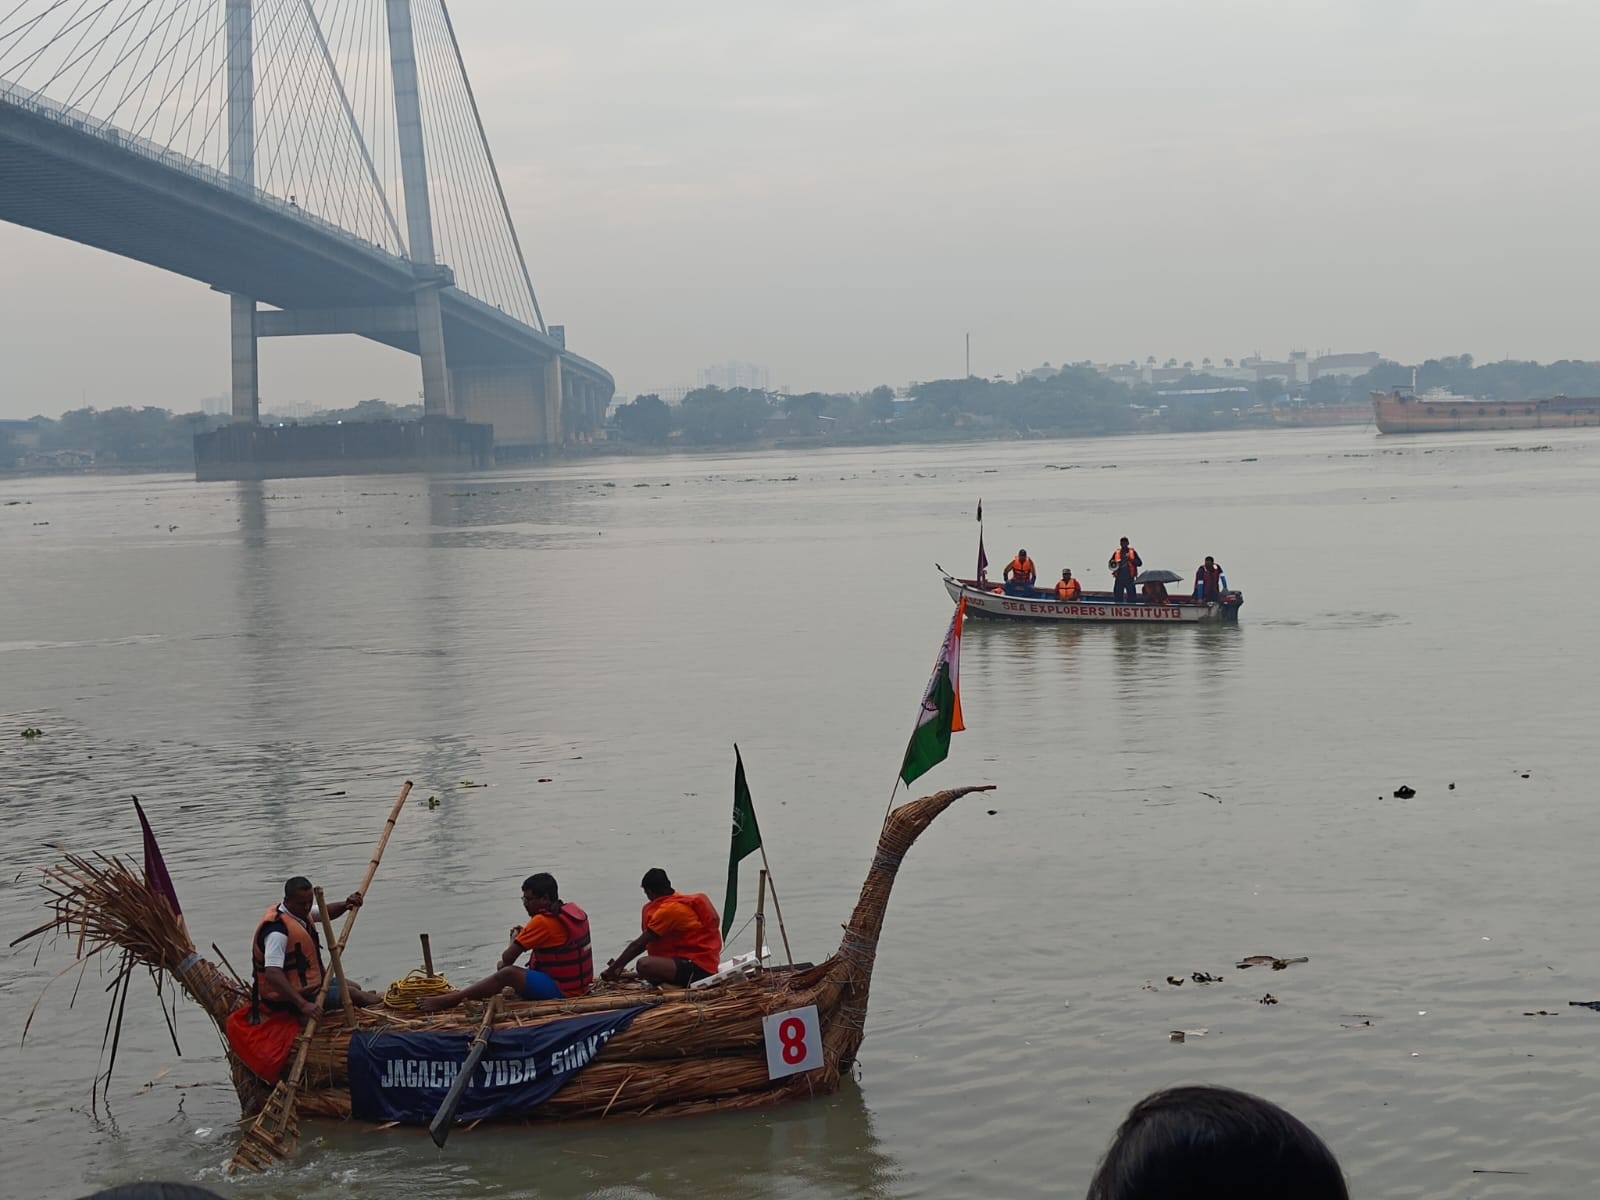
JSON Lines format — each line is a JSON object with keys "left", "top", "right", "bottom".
{"left": 16, "top": 785, "right": 987, "bottom": 1134}
{"left": 943, "top": 573, "right": 1242, "bottom": 624}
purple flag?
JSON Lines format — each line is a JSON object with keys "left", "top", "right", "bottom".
{"left": 976, "top": 529, "right": 989, "bottom": 581}
{"left": 132, "top": 797, "right": 182, "bottom": 918}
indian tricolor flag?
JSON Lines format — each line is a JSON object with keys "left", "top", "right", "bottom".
{"left": 899, "top": 597, "right": 966, "bottom": 786}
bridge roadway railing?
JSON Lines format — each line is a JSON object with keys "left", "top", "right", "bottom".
{"left": 1, "top": 76, "right": 411, "bottom": 277}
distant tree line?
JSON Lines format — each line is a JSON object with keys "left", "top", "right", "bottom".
{"left": 8, "top": 355, "right": 1600, "bottom": 469}
{"left": 613, "top": 371, "right": 1143, "bottom": 447}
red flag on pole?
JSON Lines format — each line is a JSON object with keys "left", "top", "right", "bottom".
{"left": 132, "top": 796, "right": 183, "bottom": 919}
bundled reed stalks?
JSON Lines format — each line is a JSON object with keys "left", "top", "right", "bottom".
{"left": 15, "top": 785, "right": 989, "bottom": 1129}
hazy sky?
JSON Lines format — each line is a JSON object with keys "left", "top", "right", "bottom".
{"left": 5, "top": 0, "right": 1600, "bottom": 419}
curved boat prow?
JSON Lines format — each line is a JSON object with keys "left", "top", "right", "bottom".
{"left": 822, "top": 785, "right": 994, "bottom": 1079}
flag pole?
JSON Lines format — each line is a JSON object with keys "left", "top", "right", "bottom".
{"left": 755, "top": 845, "right": 794, "bottom": 966}
{"left": 755, "top": 869, "right": 768, "bottom": 965}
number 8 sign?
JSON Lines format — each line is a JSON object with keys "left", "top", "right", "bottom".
{"left": 762, "top": 1004, "right": 823, "bottom": 1078}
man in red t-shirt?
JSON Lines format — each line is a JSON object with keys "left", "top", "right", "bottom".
{"left": 601, "top": 867, "right": 723, "bottom": 987}
{"left": 420, "top": 872, "right": 593, "bottom": 1011}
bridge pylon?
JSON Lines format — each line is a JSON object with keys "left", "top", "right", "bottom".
{"left": 385, "top": 0, "right": 452, "bottom": 418}
{"left": 225, "top": 0, "right": 259, "bottom": 424}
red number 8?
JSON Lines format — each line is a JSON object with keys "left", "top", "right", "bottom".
{"left": 779, "top": 1016, "right": 808, "bottom": 1065}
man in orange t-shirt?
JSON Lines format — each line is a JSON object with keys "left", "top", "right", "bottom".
{"left": 420, "top": 872, "right": 593, "bottom": 1011}
{"left": 601, "top": 867, "right": 723, "bottom": 987}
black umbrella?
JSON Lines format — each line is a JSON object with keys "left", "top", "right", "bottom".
{"left": 1135, "top": 569, "right": 1184, "bottom": 585}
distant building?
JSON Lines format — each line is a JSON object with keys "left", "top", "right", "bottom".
{"left": 20, "top": 448, "right": 94, "bottom": 469}
{"left": 698, "top": 361, "right": 770, "bottom": 391}
{"left": 0, "top": 418, "right": 41, "bottom": 450}
{"left": 1309, "top": 351, "right": 1384, "bottom": 379}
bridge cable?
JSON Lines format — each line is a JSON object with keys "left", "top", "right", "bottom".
{"left": 437, "top": 0, "right": 544, "bottom": 331}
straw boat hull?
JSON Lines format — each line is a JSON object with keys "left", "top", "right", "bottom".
{"left": 20, "top": 785, "right": 986, "bottom": 1128}
{"left": 945, "top": 576, "right": 1242, "bottom": 623}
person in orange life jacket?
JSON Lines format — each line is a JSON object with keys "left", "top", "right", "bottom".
{"left": 1055, "top": 568, "right": 1082, "bottom": 601}
{"left": 1108, "top": 537, "right": 1142, "bottom": 604}
{"left": 1194, "top": 555, "right": 1227, "bottom": 602}
{"left": 419, "top": 872, "right": 593, "bottom": 1011}
{"left": 1003, "top": 549, "right": 1037, "bottom": 595}
{"left": 1141, "top": 580, "right": 1170, "bottom": 605}
{"left": 601, "top": 867, "right": 723, "bottom": 988}
{"left": 251, "top": 876, "right": 382, "bottom": 1021}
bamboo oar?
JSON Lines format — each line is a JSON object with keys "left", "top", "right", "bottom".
{"left": 226, "top": 780, "right": 412, "bottom": 1174}
{"left": 429, "top": 994, "right": 500, "bottom": 1148}
{"left": 312, "top": 887, "right": 358, "bottom": 1028}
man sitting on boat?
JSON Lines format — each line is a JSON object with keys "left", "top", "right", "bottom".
{"left": 1141, "top": 579, "right": 1170, "bottom": 605}
{"left": 251, "top": 876, "right": 383, "bottom": 1021}
{"left": 418, "top": 872, "right": 593, "bottom": 1012}
{"left": 1108, "top": 537, "right": 1142, "bottom": 604}
{"left": 1003, "top": 549, "right": 1037, "bottom": 594}
{"left": 1055, "top": 568, "right": 1081, "bottom": 601}
{"left": 601, "top": 868, "right": 723, "bottom": 988}
{"left": 1193, "top": 556, "right": 1227, "bottom": 602}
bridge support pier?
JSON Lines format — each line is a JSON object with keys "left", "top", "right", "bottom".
{"left": 229, "top": 295, "right": 259, "bottom": 423}
{"left": 451, "top": 359, "right": 566, "bottom": 456}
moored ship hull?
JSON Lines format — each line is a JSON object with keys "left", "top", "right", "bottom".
{"left": 1373, "top": 389, "right": 1600, "bottom": 434}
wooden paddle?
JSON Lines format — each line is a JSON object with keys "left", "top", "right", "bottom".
{"left": 429, "top": 994, "right": 501, "bottom": 1148}
{"left": 227, "top": 780, "right": 412, "bottom": 1174}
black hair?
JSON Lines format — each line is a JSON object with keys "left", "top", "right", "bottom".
{"left": 283, "top": 875, "right": 312, "bottom": 898}
{"left": 640, "top": 867, "right": 672, "bottom": 895}
{"left": 1086, "top": 1085, "right": 1348, "bottom": 1200}
{"left": 522, "top": 872, "right": 559, "bottom": 902}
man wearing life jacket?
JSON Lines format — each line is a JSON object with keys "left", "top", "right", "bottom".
{"left": 1055, "top": 568, "right": 1082, "bottom": 601}
{"left": 1194, "top": 555, "right": 1227, "bottom": 602}
{"left": 251, "top": 876, "right": 382, "bottom": 1021}
{"left": 1003, "top": 548, "right": 1037, "bottom": 595}
{"left": 419, "top": 872, "right": 594, "bottom": 1011}
{"left": 601, "top": 867, "right": 723, "bottom": 987}
{"left": 1108, "top": 537, "right": 1142, "bottom": 604}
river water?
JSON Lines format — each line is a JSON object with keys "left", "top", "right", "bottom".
{"left": 2, "top": 425, "right": 1598, "bottom": 1199}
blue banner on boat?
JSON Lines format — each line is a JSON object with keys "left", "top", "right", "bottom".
{"left": 348, "top": 1006, "right": 644, "bottom": 1124}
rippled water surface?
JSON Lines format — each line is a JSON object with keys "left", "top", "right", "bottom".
{"left": 3, "top": 426, "right": 1600, "bottom": 1199}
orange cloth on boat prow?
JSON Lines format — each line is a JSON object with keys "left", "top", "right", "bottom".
{"left": 225, "top": 1005, "right": 300, "bottom": 1083}
{"left": 642, "top": 892, "right": 722, "bottom": 974}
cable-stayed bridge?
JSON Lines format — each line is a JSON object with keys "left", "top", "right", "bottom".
{"left": 0, "top": 0, "right": 612, "bottom": 453}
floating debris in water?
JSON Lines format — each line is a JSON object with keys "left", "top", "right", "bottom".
{"left": 1258, "top": 993, "right": 1279, "bottom": 1005}
{"left": 1393, "top": 785, "right": 1416, "bottom": 798}
{"left": 1191, "top": 971, "right": 1223, "bottom": 984}
{"left": 1237, "top": 955, "right": 1309, "bottom": 971}
{"left": 20, "top": 726, "right": 44, "bottom": 739}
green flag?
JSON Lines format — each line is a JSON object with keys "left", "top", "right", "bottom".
{"left": 899, "top": 597, "right": 966, "bottom": 786}
{"left": 723, "top": 745, "right": 763, "bottom": 938}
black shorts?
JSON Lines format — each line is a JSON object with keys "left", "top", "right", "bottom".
{"left": 671, "top": 958, "right": 714, "bottom": 987}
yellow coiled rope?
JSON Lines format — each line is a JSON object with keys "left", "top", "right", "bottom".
{"left": 384, "top": 968, "right": 454, "bottom": 1010}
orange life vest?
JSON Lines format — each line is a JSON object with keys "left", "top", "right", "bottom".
{"left": 1007, "top": 555, "right": 1035, "bottom": 581}
{"left": 642, "top": 891, "right": 723, "bottom": 975}
{"left": 531, "top": 902, "right": 594, "bottom": 997}
{"left": 251, "top": 902, "right": 323, "bottom": 1014}
{"left": 1109, "top": 546, "right": 1140, "bottom": 576}
{"left": 1055, "top": 578, "right": 1081, "bottom": 600}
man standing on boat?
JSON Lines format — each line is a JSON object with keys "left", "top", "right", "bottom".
{"left": 1003, "top": 548, "right": 1037, "bottom": 594}
{"left": 1055, "top": 568, "right": 1081, "bottom": 601}
{"left": 251, "top": 876, "right": 383, "bottom": 1020}
{"left": 1193, "top": 556, "right": 1227, "bottom": 602}
{"left": 418, "top": 872, "right": 594, "bottom": 1011}
{"left": 601, "top": 868, "right": 723, "bottom": 987}
{"left": 1108, "top": 537, "right": 1142, "bottom": 604}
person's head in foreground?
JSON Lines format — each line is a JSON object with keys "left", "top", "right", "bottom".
{"left": 1086, "top": 1085, "right": 1348, "bottom": 1200}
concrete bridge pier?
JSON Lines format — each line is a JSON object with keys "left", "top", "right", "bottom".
{"left": 229, "top": 295, "right": 259, "bottom": 423}
{"left": 451, "top": 360, "right": 565, "bottom": 456}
